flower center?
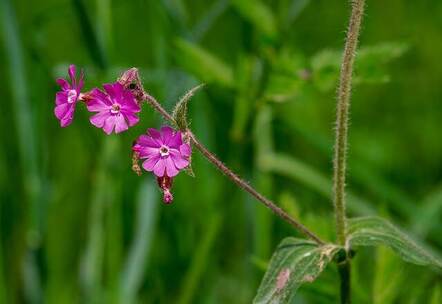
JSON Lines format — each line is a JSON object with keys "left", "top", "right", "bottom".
{"left": 111, "top": 103, "right": 121, "bottom": 114}
{"left": 159, "top": 145, "right": 170, "bottom": 157}
{"left": 67, "top": 89, "right": 77, "bottom": 104}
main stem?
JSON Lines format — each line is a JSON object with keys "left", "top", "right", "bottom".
{"left": 338, "top": 262, "right": 351, "bottom": 304}
{"left": 333, "top": 0, "right": 365, "bottom": 246}
{"left": 333, "top": 1, "right": 365, "bottom": 303}
{"left": 142, "top": 94, "right": 325, "bottom": 245}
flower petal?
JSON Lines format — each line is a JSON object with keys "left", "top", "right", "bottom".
{"left": 121, "top": 91, "right": 140, "bottom": 113}
{"left": 56, "top": 91, "right": 68, "bottom": 105}
{"left": 55, "top": 103, "right": 75, "bottom": 127}
{"left": 89, "top": 88, "right": 112, "bottom": 107}
{"left": 68, "top": 65, "right": 76, "bottom": 86}
{"left": 114, "top": 114, "right": 128, "bottom": 133}
{"left": 148, "top": 128, "right": 162, "bottom": 141}
{"left": 165, "top": 157, "right": 179, "bottom": 177}
{"left": 77, "top": 69, "right": 85, "bottom": 91}
{"left": 142, "top": 155, "right": 160, "bottom": 171}
{"left": 168, "top": 131, "right": 183, "bottom": 148}
{"left": 103, "top": 115, "right": 116, "bottom": 134}
{"left": 87, "top": 99, "right": 110, "bottom": 112}
{"left": 179, "top": 144, "right": 191, "bottom": 158}
{"left": 56, "top": 78, "right": 70, "bottom": 90}
{"left": 161, "top": 126, "right": 174, "bottom": 144}
{"left": 121, "top": 110, "right": 139, "bottom": 127}
{"left": 153, "top": 159, "right": 166, "bottom": 177}
{"left": 60, "top": 111, "right": 74, "bottom": 127}
{"left": 139, "top": 146, "right": 159, "bottom": 159}
{"left": 103, "top": 82, "right": 124, "bottom": 101}
{"left": 137, "top": 134, "right": 161, "bottom": 148}
{"left": 90, "top": 111, "right": 109, "bottom": 128}
{"left": 54, "top": 103, "right": 70, "bottom": 120}
{"left": 170, "top": 150, "right": 189, "bottom": 169}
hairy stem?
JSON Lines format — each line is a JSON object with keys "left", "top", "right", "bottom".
{"left": 189, "top": 132, "right": 324, "bottom": 244}
{"left": 333, "top": 0, "right": 365, "bottom": 247}
{"left": 142, "top": 92, "right": 325, "bottom": 245}
{"left": 334, "top": 1, "right": 365, "bottom": 303}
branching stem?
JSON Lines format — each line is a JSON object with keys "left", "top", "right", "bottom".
{"left": 140, "top": 91, "right": 325, "bottom": 245}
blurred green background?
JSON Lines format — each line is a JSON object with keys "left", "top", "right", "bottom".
{"left": 1, "top": 0, "right": 441, "bottom": 303}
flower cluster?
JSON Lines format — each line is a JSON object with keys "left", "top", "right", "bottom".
{"left": 55, "top": 65, "right": 191, "bottom": 203}
{"left": 55, "top": 65, "right": 141, "bottom": 134}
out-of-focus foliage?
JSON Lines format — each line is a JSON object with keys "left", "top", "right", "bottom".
{"left": 1, "top": 0, "right": 442, "bottom": 303}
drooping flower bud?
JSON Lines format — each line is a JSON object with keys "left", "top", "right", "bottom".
{"left": 118, "top": 68, "right": 139, "bottom": 87}
{"left": 157, "top": 175, "right": 174, "bottom": 204}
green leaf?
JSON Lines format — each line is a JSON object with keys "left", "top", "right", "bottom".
{"left": 310, "top": 42, "right": 408, "bottom": 91}
{"left": 172, "top": 84, "right": 204, "bottom": 178}
{"left": 172, "top": 84, "right": 205, "bottom": 131}
{"left": 174, "top": 38, "right": 234, "bottom": 87}
{"left": 348, "top": 217, "right": 442, "bottom": 269}
{"left": 355, "top": 42, "right": 409, "bottom": 84}
{"left": 254, "top": 238, "right": 339, "bottom": 304}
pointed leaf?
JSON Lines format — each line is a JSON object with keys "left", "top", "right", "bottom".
{"left": 311, "top": 42, "right": 408, "bottom": 91}
{"left": 172, "top": 84, "right": 205, "bottom": 131}
{"left": 348, "top": 217, "right": 442, "bottom": 269}
{"left": 254, "top": 238, "right": 340, "bottom": 304}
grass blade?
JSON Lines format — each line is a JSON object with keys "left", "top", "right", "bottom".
{"left": 178, "top": 214, "right": 221, "bottom": 304}
{"left": 119, "top": 180, "right": 159, "bottom": 304}
{"left": 1, "top": 0, "right": 42, "bottom": 302}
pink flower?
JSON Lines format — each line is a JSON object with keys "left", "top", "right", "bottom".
{"left": 54, "top": 64, "right": 84, "bottom": 127}
{"left": 134, "top": 126, "right": 191, "bottom": 204}
{"left": 86, "top": 82, "right": 141, "bottom": 134}
{"left": 134, "top": 126, "right": 191, "bottom": 177}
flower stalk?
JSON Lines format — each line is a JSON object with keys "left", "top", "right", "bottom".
{"left": 188, "top": 132, "right": 325, "bottom": 244}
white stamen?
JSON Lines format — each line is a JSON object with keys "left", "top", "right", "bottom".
{"left": 111, "top": 103, "right": 121, "bottom": 114}
{"left": 159, "top": 145, "right": 170, "bottom": 157}
{"left": 67, "top": 89, "right": 77, "bottom": 104}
